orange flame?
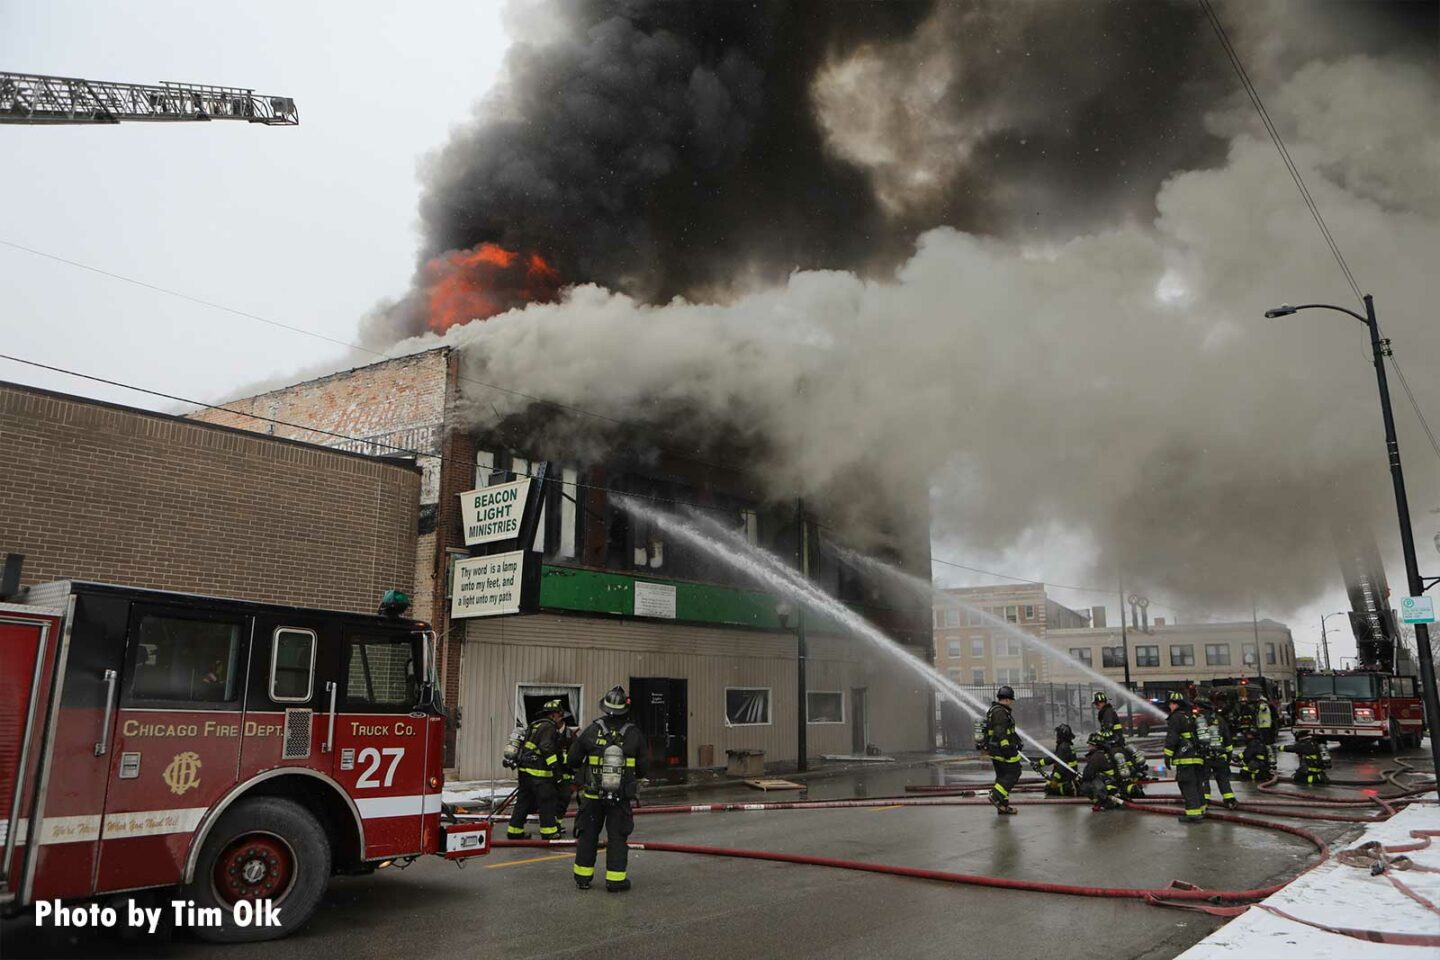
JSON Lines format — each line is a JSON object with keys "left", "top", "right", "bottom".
{"left": 422, "top": 242, "right": 561, "bottom": 333}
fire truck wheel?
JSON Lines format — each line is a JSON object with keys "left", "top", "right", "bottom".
{"left": 186, "top": 796, "right": 331, "bottom": 943}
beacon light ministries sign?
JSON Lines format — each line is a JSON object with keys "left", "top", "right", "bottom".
{"left": 459, "top": 479, "right": 531, "bottom": 546}
{"left": 451, "top": 551, "right": 526, "bottom": 619}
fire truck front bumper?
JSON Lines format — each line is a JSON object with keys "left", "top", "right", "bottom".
{"left": 1296, "top": 723, "right": 1384, "bottom": 739}
{"left": 439, "top": 820, "right": 491, "bottom": 860}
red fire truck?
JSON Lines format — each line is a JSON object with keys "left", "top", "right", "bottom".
{"left": 1292, "top": 671, "right": 1424, "bottom": 750}
{"left": 1, "top": 580, "right": 488, "bottom": 942}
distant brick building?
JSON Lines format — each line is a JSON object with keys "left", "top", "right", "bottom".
{"left": 196, "top": 348, "right": 937, "bottom": 778}
{"left": 0, "top": 381, "right": 420, "bottom": 614}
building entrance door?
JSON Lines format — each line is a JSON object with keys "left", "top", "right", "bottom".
{"left": 851, "top": 687, "right": 869, "bottom": 755}
{"left": 629, "top": 677, "right": 688, "bottom": 768}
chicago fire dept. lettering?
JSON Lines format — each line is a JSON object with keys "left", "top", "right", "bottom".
{"left": 118, "top": 719, "right": 285, "bottom": 738}
{"left": 162, "top": 752, "right": 202, "bottom": 796}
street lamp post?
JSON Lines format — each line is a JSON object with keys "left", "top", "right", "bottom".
{"left": 1320, "top": 611, "right": 1348, "bottom": 672}
{"left": 1266, "top": 294, "right": 1440, "bottom": 775}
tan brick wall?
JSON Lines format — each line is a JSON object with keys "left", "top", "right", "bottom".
{"left": 1, "top": 383, "right": 420, "bottom": 614}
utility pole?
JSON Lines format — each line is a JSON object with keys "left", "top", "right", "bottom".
{"left": 796, "top": 498, "right": 809, "bottom": 772}
{"left": 1252, "top": 597, "right": 1265, "bottom": 685}
{"left": 1266, "top": 294, "right": 1440, "bottom": 777}
{"left": 1119, "top": 571, "right": 1132, "bottom": 727}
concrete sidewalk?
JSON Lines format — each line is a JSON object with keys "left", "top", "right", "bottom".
{"left": 1178, "top": 794, "right": 1440, "bottom": 959}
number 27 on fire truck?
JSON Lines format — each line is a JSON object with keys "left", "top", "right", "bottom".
{"left": 1, "top": 580, "right": 488, "bottom": 943}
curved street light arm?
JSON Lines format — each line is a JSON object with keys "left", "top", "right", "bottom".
{"left": 1287, "top": 302, "right": 1369, "bottom": 325}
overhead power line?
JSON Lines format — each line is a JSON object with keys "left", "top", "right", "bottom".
{"left": 1197, "top": 0, "right": 1363, "bottom": 305}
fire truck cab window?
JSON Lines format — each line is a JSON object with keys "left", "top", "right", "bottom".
{"left": 345, "top": 636, "right": 418, "bottom": 708}
{"left": 131, "top": 614, "right": 243, "bottom": 704}
{"left": 270, "top": 627, "right": 316, "bottom": 702}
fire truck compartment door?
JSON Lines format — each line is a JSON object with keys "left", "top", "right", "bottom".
{"left": 1, "top": 612, "right": 59, "bottom": 896}
{"left": 94, "top": 604, "right": 251, "bottom": 894}
{"left": 330, "top": 629, "right": 432, "bottom": 859}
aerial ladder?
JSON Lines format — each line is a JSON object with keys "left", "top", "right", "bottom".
{"left": 0, "top": 71, "right": 297, "bottom": 125}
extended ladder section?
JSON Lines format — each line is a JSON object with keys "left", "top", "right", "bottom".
{"left": 0, "top": 72, "right": 298, "bottom": 125}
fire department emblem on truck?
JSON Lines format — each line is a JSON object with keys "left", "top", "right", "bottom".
{"left": 162, "top": 751, "right": 202, "bottom": 796}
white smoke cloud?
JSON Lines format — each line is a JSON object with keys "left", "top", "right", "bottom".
{"left": 382, "top": 50, "right": 1438, "bottom": 615}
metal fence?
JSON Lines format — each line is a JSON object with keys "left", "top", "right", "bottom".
{"left": 938, "top": 682, "right": 1160, "bottom": 752}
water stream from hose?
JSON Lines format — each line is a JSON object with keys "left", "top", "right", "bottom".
{"left": 837, "top": 548, "right": 1168, "bottom": 722}
{"left": 617, "top": 498, "right": 1076, "bottom": 773}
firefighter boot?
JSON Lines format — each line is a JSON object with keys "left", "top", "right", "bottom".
{"left": 606, "top": 879, "right": 632, "bottom": 893}
{"left": 995, "top": 803, "right": 1018, "bottom": 816}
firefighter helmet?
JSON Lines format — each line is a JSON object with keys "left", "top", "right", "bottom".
{"left": 1167, "top": 690, "right": 1187, "bottom": 708}
{"left": 996, "top": 685, "right": 1016, "bottom": 701}
{"left": 1055, "top": 723, "right": 1074, "bottom": 741}
{"left": 1093, "top": 691, "right": 1108, "bottom": 705}
{"left": 600, "top": 685, "right": 631, "bottom": 716}
{"left": 541, "top": 698, "right": 567, "bottom": 715}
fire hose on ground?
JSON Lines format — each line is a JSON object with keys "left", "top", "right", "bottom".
{"left": 471, "top": 765, "right": 1438, "bottom": 947}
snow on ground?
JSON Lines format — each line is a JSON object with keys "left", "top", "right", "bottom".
{"left": 1178, "top": 794, "right": 1440, "bottom": 959}
{"left": 441, "top": 780, "right": 514, "bottom": 805}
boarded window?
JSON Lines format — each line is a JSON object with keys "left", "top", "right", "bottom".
{"left": 807, "top": 691, "right": 844, "bottom": 724}
{"left": 130, "top": 614, "right": 243, "bottom": 704}
{"left": 270, "top": 628, "right": 316, "bottom": 702}
{"left": 725, "top": 688, "right": 771, "bottom": 726}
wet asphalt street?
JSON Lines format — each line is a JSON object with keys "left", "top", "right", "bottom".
{"left": 4, "top": 741, "right": 1425, "bottom": 960}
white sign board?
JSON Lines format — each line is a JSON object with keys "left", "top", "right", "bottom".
{"left": 459, "top": 480, "right": 531, "bottom": 546}
{"left": 633, "top": 581, "right": 677, "bottom": 620}
{"left": 451, "top": 551, "right": 526, "bottom": 619}
{"left": 1399, "top": 595, "right": 1435, "bottom": 624}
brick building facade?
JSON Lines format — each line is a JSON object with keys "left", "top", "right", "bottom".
{"left": 0, "top": 381, "right": 420, "bottom": 614}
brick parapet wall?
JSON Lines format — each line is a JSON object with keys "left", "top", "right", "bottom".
{"left": 1, "top": 383, "right": 419, "bottom": 614}
{"left": 193, "top": 349, "right": 451, "bottom": 504}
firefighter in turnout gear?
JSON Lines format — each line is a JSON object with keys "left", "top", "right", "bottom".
{"left": 507, "top": 699, "right": 569, "bottom": 840}
{"left": 1255, "top": 697, "right": 1276, "bottom": 745}
{"left": 980, "top": 686, "right": 1023, "bottom": 815}
{"left": 570, "top": 686, "right": 648, "bottom": 892}
{"left": 1195, "top": 700, "right": 1238, "bottom": 810}
{"left": 1239, "top": 728, "right": 1276, "bottom": 782}
{"left": 1094, "top": 691, "right": 1125, "bottom": 747}
{"left": 1281, "top": 730, "right": 1331, "bottom": 785}
{"left": 1032, "top": 723, "right": 1080, "bottom": 796}
{"left": 1164, "top": 690, "right": 1207, "bottom": 823}
{"left": 1080, "top": 731, "right": 1124, "bottom": 810}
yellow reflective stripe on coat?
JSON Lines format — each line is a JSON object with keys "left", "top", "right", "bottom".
{"left": 520, "top": 768, "right": 553, "bottom": 778}
{"left": 544, "top": 754, "right": 558, "bottom": 765}
{"left": 1175, "top": 757, "right": 1205, "bottom": 765}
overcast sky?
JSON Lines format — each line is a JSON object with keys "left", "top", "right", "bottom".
{"left": 1, "top": 0, "right": 507, "bottom": 406}
{"left": 3, "top": 2, "right": 1430, "bottom": 666}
